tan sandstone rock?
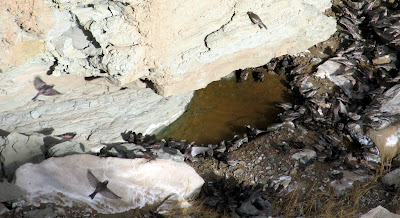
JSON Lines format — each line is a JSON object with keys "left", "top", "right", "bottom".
{"left": 1, "top": 0, "right": 336, "bottom": 96}
{"left": 0, "top": 0, "right": 336, "bottom": 145}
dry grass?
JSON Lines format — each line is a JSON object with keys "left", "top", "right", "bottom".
{"left": 164, "top": 160, "right": 397, "bottom": 217}
{"left": 164, "top": 199, "right": 228, "bottom": 218}
{"left": 271, "top": 177, "right": 379, "bottom": 217}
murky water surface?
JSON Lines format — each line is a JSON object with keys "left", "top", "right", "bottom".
{"left": 157, "top": 70, "right": 293, "bottom": 144}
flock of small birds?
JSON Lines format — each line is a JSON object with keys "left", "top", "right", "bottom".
{"left": 257, "top": 0, "right": 400, "bottom": 167}
{"left": 26, "top": 2, "right": 400, "bottom": 215}
{"left": 236, "top": 69, "right": 265, "bottom": 83}
{"left": 115, "top": 124, "right": 266, "bottom": 163}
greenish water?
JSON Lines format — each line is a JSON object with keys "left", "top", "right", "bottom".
{"left": 157, "top": 70, "right": 293, "bottom": 144}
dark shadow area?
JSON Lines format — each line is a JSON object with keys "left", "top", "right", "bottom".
{"left": 84, "top": 76, "right": 102, "bottom": 81}
{"left": 140, "top": 78, "right": 157, "bottom": 93}
{"left": 0, "top": 129, "right": 10, "bottom": 137}
{"left": 46, "top": 59, "right": 58, "bottom": 75}
{"left": 194, "top": 171, "right": 275, "bottom": 217}
{"left": 73, "top": 15, "right": 101, "bottom": 49}
{"left": 36, "top": 128, "right": 54, "bottom": 135}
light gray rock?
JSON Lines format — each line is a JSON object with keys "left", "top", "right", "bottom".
{"left": 15, "top": 154, "right": 204, "bottom": 214}
{"left": 330, "top": 170, "right": 370, "bottom": 196}
{"left": 24, "top": 206, "right": 59, "bottom": 218}
{"left": 360, "top": 205, "right": 400, "bottom": 218}
{"left": 47, "top": 141, "right": 90, "bottom": 157}
{"left": 0, "top": 137, "right": 4, "bottom": 179}
{"left": 315, "top": 58, "right": 356, "bottom": 98}
{"left": 382, "top": 168, "right": 400, "bottom": 187}
{"left": 0, "top": 181, "right": 25, "bottom": 202}
{"left": 154, "top": 148, "right": 185, "bottom": 162}
{"left": 380, "top": 84, "right": 400, "bottom": 115}
{"left": 0, "top": 132, "right": 45, "bottom": 179}
{"left": 117, "top": 143, "right": 147, "bottom": 158}
{"left": 291, "top": 149, "right": 316, "bottom": 162}
{"left": 0, "top": 73, "right": 193, "bottom": 147}
{"left": 2, "top": 0, "right": 336, "bottom": 96}
{"left": 0, "top": 203, "right": 9, "bottom": 216}
{"left": 236, "top": 194, "right": 273, "bottom": 216}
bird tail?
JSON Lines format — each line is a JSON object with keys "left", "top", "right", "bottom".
{"left": 32, "top": 93, "right": 40, "bottom": 101}
{"left": 259, "top": 23, "right": 268, "bottom": 30}
{"left": 89, "top": 192, "right": 96, "bottom": 199}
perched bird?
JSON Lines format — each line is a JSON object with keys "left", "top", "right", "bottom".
{"left": 228, "top": 135, "right": 249, "bottom": 152}
{"left": 87, "top": 169, "right": 121, "bottom": 200}
{"left": 247, "top": 11, "right": 268, "bottom": 30}
{"left": 32, "top": 76, "right": 61, "bottom": 101}
{"left": 134, "top": 133, "right": 144, "bottom": 144}
{"left": 246, "top": 125, "right": 266, "bottom": 138}
{"left": 147, "top": 139, "right": 166, "bottom": 150}
{"left": 238, "top": 70, "right": 249, "bottom": 82}
{"left": 256, "top": 72, "right": 264, "bottom": 82}
{"left": 143, "top": 150, "right": 157, "bottom": 161}
{"left": 98, "top": 146, "right": 108, "bottom": 158}
{"left": 166, "top": 138, "right": 186, "bottom": 151}
{"left": 128, "top": 131, "right": 136, "bottom": 143}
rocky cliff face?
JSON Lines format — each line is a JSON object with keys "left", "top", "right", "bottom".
{"left": 1, "top": 0, "right": 336, "bottom": 95}
{"left": 0, "top": 0, "right": 336, "bottom": 145}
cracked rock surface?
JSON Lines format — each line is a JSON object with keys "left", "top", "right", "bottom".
{"left": 0, "top": 0, "right": 336, "bottom": 96}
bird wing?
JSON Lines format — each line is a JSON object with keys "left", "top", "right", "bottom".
{"left": 101, "top": 188, "right": 121, "bottom": 199}
{"left": 43, "top": 88, "right": 61, "bottom": 96}
{"left": 87, "top": 169, "right": 100, "bottom": 188}
{"left": 33, "top": 77, "right": 46, "bottom": 90}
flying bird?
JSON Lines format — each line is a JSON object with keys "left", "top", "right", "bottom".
{"left": 247, "top": 11, "right": 268, "bottom": 30}
{"left": 32, "top": 76, "right": 61, "bottom": 101}
{"left": 87, "top": 169, "right": 121, "bottom": 200}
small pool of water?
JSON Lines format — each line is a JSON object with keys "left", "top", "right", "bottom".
{"left": 157, "top": 70, "right": 293, "bottom": 144}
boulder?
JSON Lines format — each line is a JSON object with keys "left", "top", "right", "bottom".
{"left": 0, "top": 181, "right": 25, "bottom": 202}
{"left": 329, "top": 170, "right": 370, "bottom": 196}
{"left": 0, "top": 203, "right": 9, "bottom": 216}
{"left": 360, "top": 206, "right": 400, "bottom": 218}
{"left": 382, "top": 168, "right": 400, "bottom": 187}
{"left": 0, "top": 132, "right": 45, "bottom": 178}
{"left": 47, "top": 141, "right": 91, "bottom": 157}
{"left": 0, "top": 73, "right": 193, "bottom": 145}
{"left": 15, "top": 154, "right": 204, "bottom": 214}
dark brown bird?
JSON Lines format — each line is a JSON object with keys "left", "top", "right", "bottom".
{"left": 32, "top": 76, "right": 61, "bottom": 101}
{"left": 87, "top": 169, "right": 121, "bottom": 200}
{"left": 256, "top": 72, "right": 264, "bottom": 82}
{"left": 247, "top": 11, "right": 267, "bottom": 30}
{"left": 238, "top": 70, "right": 249, "bottom": 82}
